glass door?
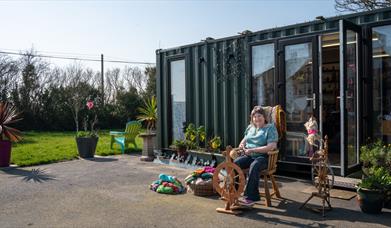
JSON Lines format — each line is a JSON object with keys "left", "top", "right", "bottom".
{"left": 279, "top": 36, "right": 319, "bottom": 163}
{"left": 169, "top": 59, "right": 186, "bottom": 141}
{"left": 339, "top": 19, "right": 362, "bottom": 176}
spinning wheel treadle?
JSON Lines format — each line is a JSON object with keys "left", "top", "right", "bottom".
{"left": 213, "top": 146, "right": 246, "bottom": 214}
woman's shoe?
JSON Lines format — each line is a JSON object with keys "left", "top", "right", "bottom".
{"left": 238, "top": 197, "right": 255, "bottom": 207}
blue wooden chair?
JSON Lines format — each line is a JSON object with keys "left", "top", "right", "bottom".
{"left": 110, "top": 121, "right": 141, "bottom": 153}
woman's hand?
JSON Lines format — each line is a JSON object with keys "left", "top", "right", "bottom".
{"left": 244, "top": 148, "right": 252, "bottom": 156}
{"left": 238, "top": 138, "right": 246, "bottom": 149}
{"left": 239, "top": 143, "right": 245, "bottom": 149}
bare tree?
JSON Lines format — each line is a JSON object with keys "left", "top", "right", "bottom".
{"left": 48, "top": 67, "right": 63, "bottom": 88}
{"left": 18, "top": 48, "right": 50, "bottom": 114}
{"left": 123, "top": 65, "right": 146, "bottom": 94}
{"left": 335, "top": 0, "right": 391, "bottom": 12}
{"left": 105, "top": 68, "right": 124, "bottom": 103}
{"left": 63, "top": 63, "right": 90, "bottom": 132}
{"left": 0, "top": 55, "right": 19, "bottom": 101}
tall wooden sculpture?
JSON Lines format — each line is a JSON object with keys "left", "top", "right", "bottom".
{"left": 213, "top": 146, "right": 246, "bottom": 215}
{"left": 300, "top": 135, "right": 334, "bottom": 217}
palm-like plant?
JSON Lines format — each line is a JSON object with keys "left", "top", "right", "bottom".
{"left": 137, "top": 96, "right": 157, "bottom": 132}
{"left": 0, "top": 101, "right": 22, "bottom": 142}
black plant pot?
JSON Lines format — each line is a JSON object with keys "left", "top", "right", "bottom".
{"left": 76, "top": 137, "right": 99, "bottom": 158}
{"left": 357, "top": 187, "right": 384, "bottom": 214}
{"left": 385, "top": 190, "right": 391, "bottom": 209}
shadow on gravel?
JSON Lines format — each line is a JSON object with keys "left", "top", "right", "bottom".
{"left": 1, "top": 168, "right": 56, "bottom": 183}
{"left": 84, "top": 157, "right": 118, "bottom": 162}
{"left": 239, "top": 197, "right": 391, "bottom": 227}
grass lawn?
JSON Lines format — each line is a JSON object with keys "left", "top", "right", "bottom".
{"left": 11, "top": 131, "right": 143, "bottom": 167}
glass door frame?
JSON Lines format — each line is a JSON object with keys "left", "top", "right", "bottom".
{"left": 277, "top": 35, "right": 320, "bottom": 165}
{"left": 363, "top": 20, "right": 391, "bottom": 144}
{"left": 166, "top": 54, "right": 190, "bottom": 146}
{"left": 339, "top": 19, "right": 363, "bottom": 176}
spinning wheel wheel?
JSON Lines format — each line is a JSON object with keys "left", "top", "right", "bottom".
{"left": 311, "top": 154, "right": 335, "bottom": 190}
{"left": 213, "top": 146, "right": 246, "bottom": 214}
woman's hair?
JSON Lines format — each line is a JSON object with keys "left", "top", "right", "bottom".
{"left": 250, "top": 106, "right": 267, "bottom": 125}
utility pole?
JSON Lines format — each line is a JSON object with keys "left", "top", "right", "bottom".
{"left": 101, "top": 54, "right": 104, "bottom": 106}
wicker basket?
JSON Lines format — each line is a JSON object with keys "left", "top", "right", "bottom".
{"left": 188, "top": 180, "right": 216, "bottom": 196}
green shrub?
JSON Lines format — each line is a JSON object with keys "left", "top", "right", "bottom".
{"left": 358, "top": 167, "right": 391, "bottom": 190}
{"left": 360, "top": 140, "right": 391, "bottom": 175}
{"left": 76, "top": 131, "right": 98, "bottom": 138}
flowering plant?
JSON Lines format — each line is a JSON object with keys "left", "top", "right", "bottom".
{"left": 208, "top": 136, "right": 221, "bottom": 152}
{"left": 76, "top": 98, "right": 99, "bottom": 138}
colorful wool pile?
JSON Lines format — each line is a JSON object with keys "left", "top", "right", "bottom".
{"left": 184, "top": 166, "right": 215, "bottom": 185}
{"left": 150, "top": 174, "right": 185, "bottom": 194}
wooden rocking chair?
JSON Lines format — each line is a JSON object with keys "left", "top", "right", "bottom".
{"left": 233, "top": 105, "right": 285, "bottom": 207}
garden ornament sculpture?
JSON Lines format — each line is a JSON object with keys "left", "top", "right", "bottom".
{"left": 304, "top": 116, "right": 321, "bottom": 156}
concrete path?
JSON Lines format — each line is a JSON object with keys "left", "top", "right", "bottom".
{"left": 0, "top": 154, "right": 390, "bottom": 228}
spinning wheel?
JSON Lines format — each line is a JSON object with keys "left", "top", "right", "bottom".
{"left": 213, "top": 146, "right": 246, "bottom": 214}
{"left": 301, "top": 135, "right": 333, "bottom": 216}
{"left": 311, "top": 156, "right": 335, "bottom": 191}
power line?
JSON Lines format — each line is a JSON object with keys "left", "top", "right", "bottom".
{"left": 0, "top": 48, "right": 99, "bottom": 59}
{"left": 0, "top": 50, "right": 155, "bottom": 65}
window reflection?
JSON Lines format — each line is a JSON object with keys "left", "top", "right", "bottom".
{"left": 252, "top": 44, "right": 275, "bottom": 106}
{"left": 170, "top": 60, "right": 186, "bottom": 141}
{"left": 346, "top": 30, "right": 358, "bottom": 166}
{"left": 372, "top": 25, "right": 391, "bottom": 144}
{"left": 284, "top": 42, "right": 313, "bottom": 160}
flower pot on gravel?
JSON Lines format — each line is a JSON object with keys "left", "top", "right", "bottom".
{"left": 0, "top": 140, "right": 12, "bottom": 167}
{"left": 76, "top": 137, "right": 99, "bottom": 158}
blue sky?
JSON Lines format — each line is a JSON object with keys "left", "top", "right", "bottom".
{"left": 0, "top": 0, "right": 342, "bottom": 70}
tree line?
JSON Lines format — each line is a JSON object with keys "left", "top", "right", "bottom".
{"left": 0, "top": 49, "right": 156, "bottom": 132}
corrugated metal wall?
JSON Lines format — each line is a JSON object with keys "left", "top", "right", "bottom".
{"left": 156, "top": 38, "right": 251, "bottom": 148}
{"left": 156, "top": 7, "right": 391, "bottom": 149}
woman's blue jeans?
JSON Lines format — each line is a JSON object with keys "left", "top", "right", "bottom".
{"left": 234, "top": 155, "right": 268, "bottom": 201}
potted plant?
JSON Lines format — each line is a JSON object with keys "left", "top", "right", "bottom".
{"left": 137, "top": 96, "right": 157, "bottom": 161}
{"left": 173, "top": 139, "right": 188, "bottom": 157}
{"left": 357, "top": 140, "right": 391, "bottom": 213}
{"left": 185, "top": 123, "right": 198, "bottom": 150}
{"left": 197, "top": 125, "right": 206, "bottom": 149}
{"left": 0, "top": 101, "right": 22, "bottom": 167}
{"left": 75, "top": 99, "right": 99, "bottom": 158}
{"left": 208, "top": 136, "right": 222, "bottom": 153}
{"left": 357, "top": 167, "right": 390, "bottom": 214}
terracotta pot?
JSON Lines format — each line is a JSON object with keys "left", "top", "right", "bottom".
{"left": 0, "top": 140, "right": 12, "bottom": 167}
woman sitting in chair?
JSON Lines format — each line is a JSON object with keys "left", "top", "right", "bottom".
{"left": 234, "top": 106, "right": 278, "bottom": 206}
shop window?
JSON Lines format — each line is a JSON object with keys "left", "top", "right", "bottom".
{"left": 372, "top": 25, "right": 391, "bottom": 143}
{"left": 170, "top": 59, "right": 186, "bottom": 141}
{"left": 252, "top": 43, "right": 275, "bottom": 106}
